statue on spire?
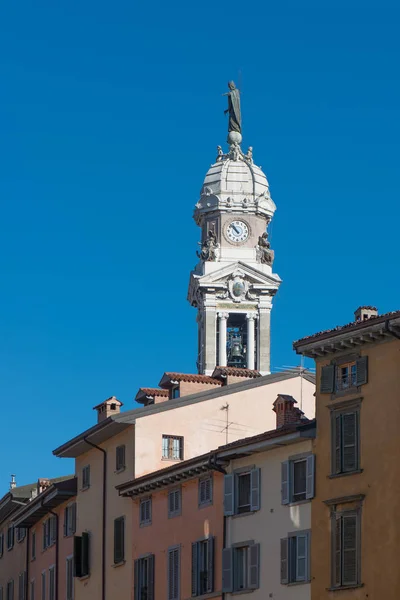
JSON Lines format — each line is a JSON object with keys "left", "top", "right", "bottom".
{"left": 223, "top": 81, "right": 241, "bottom": 135}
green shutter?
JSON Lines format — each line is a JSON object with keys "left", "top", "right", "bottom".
{"left": 355, "top": 356, "right": 368, "bottom": 386}
{"left": 321, "top": 364, "right": 335, "bottom": 393}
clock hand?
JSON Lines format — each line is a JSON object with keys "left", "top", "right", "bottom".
{"left": 232, "top": 224, "right": 240, "bottom": 234}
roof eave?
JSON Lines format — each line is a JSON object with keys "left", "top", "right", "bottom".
{"left": 53, "top": 419, "right": 132, "bottom": 459}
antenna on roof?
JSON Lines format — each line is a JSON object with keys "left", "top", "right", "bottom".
{"left": 10, "top": 474, "right": 16, "bottom": 490}
{"left": 274, "top": 358, "right": 315, "bottom": 411}
{"left": 220, "top": 403, "right": 231, "bottom": 444}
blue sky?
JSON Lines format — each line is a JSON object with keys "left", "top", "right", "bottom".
{"left": 1, "top": 0, "right": 399, "bottom": 493}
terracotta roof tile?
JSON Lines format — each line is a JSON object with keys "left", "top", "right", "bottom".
{"left": 293, "top": 310, "right": 400, "bottom": 348}
{"left": 139, "top": 388, "right": 169, "bottom": 397}
{"left": 212, "top": 366, "right": 261, "bottom": 379}
{"left": 161, "top": 372, "right": 222, "bottom": 386}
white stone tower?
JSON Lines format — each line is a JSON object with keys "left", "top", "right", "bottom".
{"left": 188, "top": 84, "right": 281, "bottom": 375}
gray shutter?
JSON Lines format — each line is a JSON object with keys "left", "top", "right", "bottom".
{"left": 191, "top": 542, "right": 198, "bottom": 597}
{"left": 280, "top": 538, "right": 289, "bottom": 584}
{"left": 250, "top": 468, "right": 261, "bottom": 511}
{"left": 333, "top": 515, "right": 342, "bottom": 587}
{"left": 320, "top": 364, "right": 335, "bottom": 393}
{"left": 63, "top": 508, "right": 68, "bottom": 537}
{"left": 249, "top": 543, "right": 260, "bottom": 589}
{"left": 342, "top": 412, "right": 357, "bottom": 472}
{"left": 134, "top": 559, "right": 139, "bottom": 600}
{"left": 221, "top": 548, "right": 233, "bottom": 593}
{"left": 296, "top": 535, "right": 307, "bottom": 581}
{"left": 305, "top": 455, "right": 315, "bottom": 499}
{"left": 148, "top": 554, "right": 155, "bottom": 600}
{"left": 72, "top": 503, "right": 77, "bottom": 534}
{"left": 355, "top": 356, "right": 368, "bottom": 386}
{"left": 206, "top": 536, "right": 214, "bottom": 593}
{"left": 333, "top": 414, "right": 342, "bottom": 474}
{"left": 223, "top": 474, "right": 235, "bottom": 516}
{"left": 281, "top": 461, "right": 290, "bottom": 505}
{"left": 342, "top": 515, "right": 357, "bottom": 586}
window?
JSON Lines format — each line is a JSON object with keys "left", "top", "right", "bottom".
{"left": 167, "top": 546, "right": 180, "bottom": 600}
{"left": 281, "top": 455, "right": 315, "bottom": 504}
{"left": 116, "top": 445, "right": 126, "bottom": 472}
{"left": 114, "top": 517, "right": 125, "bottom": 564}
{"left": 42, "top": 517, "right": 56, "bottom": 550}
{"left": 332, "top": 510, "right": 361, "bottom": 589}
{"left": 16, "top": 528, "right": 26, "bottom": 543}
{"left": 0, "top": 532, "right": 4, "bottom": 558}
{"left": 82, "top": 465, "right": 90, "bottom": 490}
{"left": 134, "top": 554, "right": 154, "bottom": 600}
{"left": 320, "top": 356, "right": 368, "bottom": 394}
{"left": 6, "top": 581, "right": 14, "bottom": 600}
{"left": 29, "top": 581, "right": 34, "bottom": 600}
{"left": 7, "top": 526, "right": 14, "bottom": 551}
{"left": 66, "top": 557, "right": 73, "bottom": 600}
{"left": 171, "top": 386, "right": 180, "bottom": 400}
{"left": 199, "top": 476, "right": 213, "bottom": 507}
{"left": 192, "top": 537, "right": 214, "bottom": 596}
{"left": 162, "top": 435, "right": 183, "bottom": 460}
{"left": 64, "top": 504, "right": 76, "bottom": 537}
{"left": 140, "top": 498, "right": 152, "bottom": 526}
{"left": 223, "top": 468, "right": 260, "bottom": 516}
{"left": 281, "top": 532, "right": 311, "bottom": 584}
{"left": 331, "top": 407, "right": 360, "bottom": 475}
{"left": 168, "top": 488, "right": 181, "bottom": 518}
{"left": 73, "top": 532, "right": 90, "bottom": 578}
{"left": 18, "top": 573, "right": 26, "bottom": 600}
{"left": 48, "top": 568, "right": 55, "bottom": 600}
{"left": 222, "top": 543, "right": 260, "bottom": 593}
{"left": 31, "top": 532, "right": 36, "bottom": 560}
{"left": 41, "top": 573, "right": 45, "bottom": 600}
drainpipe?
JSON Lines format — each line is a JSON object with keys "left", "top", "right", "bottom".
{"left": 384, "top": 319, "right": 400, "bottom": 340}
{"left": 207, "top": 453, "right": 227, "bottom": 599}
{"left": 83, "top": 437, "right": 106, "bottom": 600}
{"left": 48, "top": 509, "right": 59, "bottom": 600}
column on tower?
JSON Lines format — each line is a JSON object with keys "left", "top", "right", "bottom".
{"left": 218, "top": 312, "right": 229, "bottom": 367}
{"left": 203, "top": 303, "right": 217, "bottom": 375}
{"left": 258, "top": 302, "right": 272, "bottom": 375}
{"left": 246, "top": 313, "right": 257, "bottom": 370}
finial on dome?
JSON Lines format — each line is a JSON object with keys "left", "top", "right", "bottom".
{"left": 223, "top": 81, "right": 242, "bottom": 145}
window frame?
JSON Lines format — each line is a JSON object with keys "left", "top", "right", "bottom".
{"left": 330, "top": 402, "right": 361, "bottom": 476}
{"left": 64, "top": 503, "right": 76, "bottom": 538}
{"left": 7, "top": 525, "right": 14, "bottom": 551}
{"left": 167, "top": 544, "right": 180, "bottom": 600}
{"left": 139, "top": 497, "right": 152, "bottom": 527}
{"left": 48, "top": 566, "right": 55, "bottom": 600}
{"left": 282, "top": 453, "right": 315, "bottom": 505}
{"left": 113, "top": 516, "right": 125, "bottom": 565}
{"left": 192, "top": 537, "right": 214, "bottom": 596}
{"left": 280, "top": 530, "right": 311, "bottom": 585}
{"left": 162, "top": 435, "right": 184, "bottom": 461}
{"left": 81, "top": 465, "right": 90, "bottom": 490}
{"left": 18, "top": 572, "right": 26, "bottom": 600}
{"left": 168, "top": 487, "right": 182, "bottom": 519}
{"left": 115, "top": 445, "right": 126, "bottom": 473}
{"left": 222, "top": 541, "right": 260, "bottom": 593}
{"left": 134, "top": 553, "right": 155, "bottom": 600}
{"left": 16, "top": 528, "right": 26, "bottom": 544}
{"left": 40, "top": 572, "right": 45, "bottom": 600}
{"left": 6, "top": 581, "right": 14, "bottom": 600}
{"left": 330, "top": 507, "right": 362, "bottom": 589}
{"left": 66, "top": 556, "right": 73, "bottom": 600}
{"left": 31, "top": 532, "right": 36, "bottom": 561}
{"left": 29, "top": 580, "right": 35, "bottom": 600}
{"left": 223, "top": 466, "right": 261, "bottom": 516}
{"left": 0, "top": 532, "right": 4, "bottom": 558}
{"left": 198, "top": 475, "right": 213, "bottom": 508}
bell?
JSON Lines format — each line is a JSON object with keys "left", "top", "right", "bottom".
{"left": 230, "top": 338, "right": 243, "bottom": 358}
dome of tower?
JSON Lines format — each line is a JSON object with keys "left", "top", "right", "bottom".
{"left": 194, "top": 144, "right": 276, "bottom": 224}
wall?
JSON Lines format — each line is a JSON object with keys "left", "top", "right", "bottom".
{"left": 132, "top": 473, "right": 224, "bottom": 600}
{"left": 134, "top": 376, "right": 315, "bottom": 477}
{"left": 226, "top": 440, "right": 313, "bottom": 600}
{"left": 311, "top": 337, "right": 400, "bottom": 599}
{"left": 0, "top": 514, "right": 27, "bottom": 598}
{"left": 179, "top": 381, "right": 222, "bottom": 397}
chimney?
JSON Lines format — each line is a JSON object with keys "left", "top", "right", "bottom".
{"left": 9, "top": 474, "right": 16, "bottom": 490}
{"left": 37, "top": 478, "right": 51, "bottom": 495}
{"left": 93, "top": 396, "right": 123, "bottom": 423}
{"left": 354, "top": 306, "right": 378, "bottom": 322}
{"left": 273, "top": 394, "right": 305, "bottom": 428}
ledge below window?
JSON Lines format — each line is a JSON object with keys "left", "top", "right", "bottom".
{"left": 327, "top": 583, "right": 364, "bottom": 592}
{"left": 112, "top": 560, "right": 126, "bottom": 568}
{"left": 328, "top": 469, "right": 363, "bottom": 479}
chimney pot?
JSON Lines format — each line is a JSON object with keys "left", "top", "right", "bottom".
{"left": 93, "top": 396, "right": 123, "bottom": 423}
{"left": 273, "top": 394, "right": 305, "bottom": 428}
{"left": 354, "top": 306, "right": 378, "bottom": 322}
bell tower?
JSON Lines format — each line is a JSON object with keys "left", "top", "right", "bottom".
{"left": 188, "top": 82, "right": 281, "bottom": 375}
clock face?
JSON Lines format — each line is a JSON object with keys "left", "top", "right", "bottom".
{"left": 227, "top": 220, "right": 249, "bottom": 243}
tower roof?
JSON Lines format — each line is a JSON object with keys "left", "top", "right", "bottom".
{"left": 194, "top": 144, "right": 276, "bottom": 224}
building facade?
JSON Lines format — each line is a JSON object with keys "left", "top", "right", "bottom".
{"left": 294, "top": 306, "right": 400, "bottom": 599}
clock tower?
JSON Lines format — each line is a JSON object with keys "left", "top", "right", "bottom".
{"left": 188, "top": 83, "right": 281, "bottom": 375}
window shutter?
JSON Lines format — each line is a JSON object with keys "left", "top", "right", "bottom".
{"left": 355, "top": 356, "right": 368, "bottom": 386}
{"left": 42, "top": 523, "right": 46, "bottom": 550}
{"left": 73, "top": 536, "right": 82, "bottom": 578}
{"left": 114, "top": 518, "right": 124, "bottom": 564}
{"left": 280, "top": 538, "right": 289, "bottom": 584}
{"left": 221, "top": 548, "right": 233, "bottom": 593}
{"left": 281, "top": 461, "right": 290, "bottom": 505}
{"left": 179, "top": 437, "right": 184, "bottom": 460}
{"left": 134, "top": 559, "right": 139, "bottom": 600}
{"left": 333, "top": 414, "right": 342, "bottom": 474}
{"left": 71, "top": 503, "right": 77, "bottom": 534}
{"left": 191, "top": 542, "right": 198, "bottom": 597}
{"left": 249, "top": 543, "right": 260, "bottom": 589}
{"left": 305, "top": 455, "right": 315, "bottom": 499}
{"left": 206, "top": 536, "right": 214, "bottom": 593}
{"left": 320, "top": 364, "right": 335, "bottom": 393}
{"left": 148, "top": 554, "right": 155, "bottom": 600}
{"left": 51, "top": 517, "right": 57, "bottom": 544}
{"left": 342, "top": 412, "right": 357, "bottom": 472}
{"left": 342, "top": 515, "right": 357, "bottom": 586}
{"left": 223, "top": 474, "right": 235, "bottom": 516}
{"left": 333, "top": 515, "right": 341, "bottom": 587}
{"left": 250, "top": 468, "right": 261, "bottom": 511}
{"left": 63, "top": 509, "right": 68, "bottom": 537}
{"left": 296, "top": 535, "right": 307, "bottom": 581}
{"left": 81, "top": 532, "right": 90, "bottom": 576}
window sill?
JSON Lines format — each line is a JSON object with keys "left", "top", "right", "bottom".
{"left": 327, "top": 583, "right": 364, "bottom": 591}
{"left": 232, "top": 510, "right": 257, "bottom": 519}
{"left": 80, "top": 486, "right": 90, "bottom": 492}
{"left": 115, "top": 467, "right": 126, "bottom": 474}
{"left": 168, "top": 512, "right": 182, "bottom": 519}
{"left": 139, "top": 521, "right": 152, "bottom": 528}
{"left": 287, "top": 580, "right": 310, "bottom": 586}
{"left": 287, "top": 498, "right": 310, "bottom": 507}
{"left": 112, "top": 560, "right": 126, "bottom": 568}
{"left": 331, "top": 387, "right": 361, "bottom": 400}
{"left": 328, "top": 469, "right": 363, "bottom": 479}
{"left": 198, "top": 501, "right": 213, "bottom": 510}
{"left": 185, "top": 591, "right": 222, "bottom": 600}
{"left": 161, "top": 457, "right": 183, "bottom": 462}
{"left": 77, "top": 574, "right": 90, "bottom": 581}
{"left": 231, "top": 589, "right": 255, "bottom": 595}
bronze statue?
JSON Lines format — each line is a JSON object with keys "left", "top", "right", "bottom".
{"left": 258, "top": 232, "right": 274, "bottom": 265}
{"left": 197, "top": 230, "right": 218, "bottom": 261}
{"left": 223, "top": 81, "right": 241, "bottom": 134}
